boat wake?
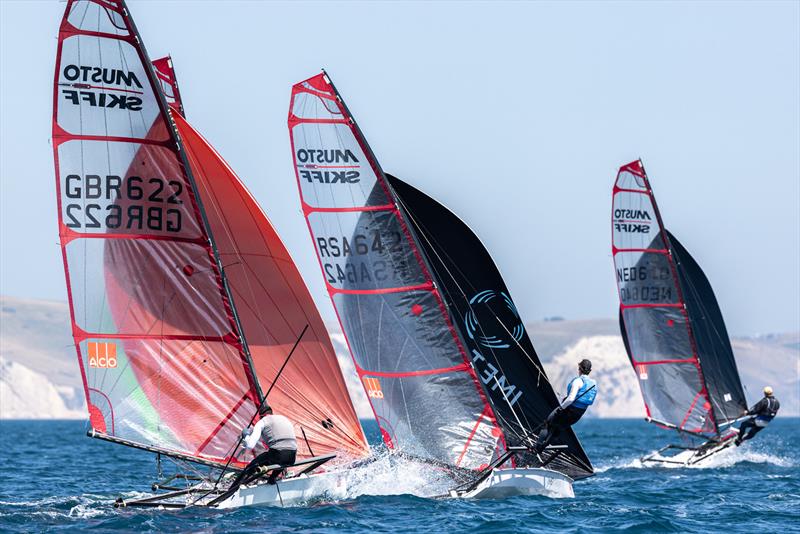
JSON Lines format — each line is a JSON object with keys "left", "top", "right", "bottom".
{"left": 342, "top": 451, "right": 458, "bottom": 499}
{"left": 0, "top": 494, "right": 117, "bottom": 521}
{"left": 595, "top": 446, "right": 794, "bottom": 472}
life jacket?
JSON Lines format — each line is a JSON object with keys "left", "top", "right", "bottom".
{"left": 755, "top": 396, "right": 779, "bottom": 426}
{"left": 569, "top": 375, "right": 597, "bottom": 410}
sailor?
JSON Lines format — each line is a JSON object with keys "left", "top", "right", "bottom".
{"left": 534, "top": 359, "right": 596, "bottom": 454}
{"left": 233, "top": 404, "right": 298, "bottom": 486}
{"left": 735, "top": 387, "right": 780, "bottom": 446}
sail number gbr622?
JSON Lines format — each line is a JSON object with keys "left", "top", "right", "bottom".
{"left": 63, "top": 174, "right": 185, "bottom": 233}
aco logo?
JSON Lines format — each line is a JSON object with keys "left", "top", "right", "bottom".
{"left": 362, "top": 377, "right": 384, "bottom": 399}
{"left": 463, "top": 290, "right": 524, "bottom": 350}
{"left": 88, "top": 341, "right": 118, "bottom": 369}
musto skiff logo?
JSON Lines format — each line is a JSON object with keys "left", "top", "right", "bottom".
{"left": 613, "top": 208, "right": 652, "bottom": 234}
{"left": 463, "top": 290, "right": 524, "bottom": 407}
{"left": 60, "top": 64, "right": 144, "bottom": 111}
{"left": 296, "top": 149, "right": 361, "bottom": 184}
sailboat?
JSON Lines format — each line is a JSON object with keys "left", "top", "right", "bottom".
{"left": 52, "top": 0, "right": 368, "bottom": 508}
{"left": 288, "top": 71, "right": 594, "bottom": 498}
{"left": 611, "top": 159, "right": 749, "bottom": 465}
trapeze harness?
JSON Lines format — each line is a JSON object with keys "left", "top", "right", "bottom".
{"left": 753, "top": 397, "right": 779, "bottom": 428}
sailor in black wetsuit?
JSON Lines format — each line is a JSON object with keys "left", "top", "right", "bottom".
{"left": 735, "top": 386, "right": 780, "bottom": 446}
{"left": 534, "top": 359, "right": 596, "bottom": 454}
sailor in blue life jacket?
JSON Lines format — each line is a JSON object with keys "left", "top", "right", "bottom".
{"left": 534, "top": 359, "right": 596, "bottom": 454}
{"left": 735, "top": 386, "right": 780, "bottom": 446}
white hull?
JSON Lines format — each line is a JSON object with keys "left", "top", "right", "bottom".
{"left": 214, "top": 470, "right": 348, "bottom": 509}
{"left": 455, "top": 468, "right": 574, "bottom": 499}
{"left": 643, "top": 435, "right": 737, "bottom": 467}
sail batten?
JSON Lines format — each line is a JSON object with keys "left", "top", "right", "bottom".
{"left": 612, "top": 160, "right": 747, "bottom": 436}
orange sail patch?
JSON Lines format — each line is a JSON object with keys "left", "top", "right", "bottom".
{"left": 88, "top": 342, "right": 118, "bottom": 369}
{"left": 363, "top": 377, "right": 384, "bottom": 399}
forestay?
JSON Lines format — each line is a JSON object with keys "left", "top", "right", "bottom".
{"left": 612, "top": 160, "right": 746, "bottom": 436}
{"left": 289, "top": 72, "right": 501, "bottom": 470}
{"left": 387, "top": 174, "right": 593, "bottom": 480}
{"left": 53, "top": 0, "right": 260, "bottom": 466}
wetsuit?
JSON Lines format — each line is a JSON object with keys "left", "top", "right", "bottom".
{"left": 535, "top": 375, "right": 596, "bottom": 454}
{"left": 232, "top": 414, "right": 298, "bottom": 486}
{"left": 736, "top": 396, "right": 780, "bottom": 445}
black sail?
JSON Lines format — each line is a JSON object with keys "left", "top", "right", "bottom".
{"left": 667, "top": 231, "right": 748, "bottom": 424}
{"left": 387, "top": 174, "right": 594, "bottom": 480}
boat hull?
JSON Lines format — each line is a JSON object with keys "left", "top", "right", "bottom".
{"left": 456, "top": 468, "right": 574, "bottom": 499}
{"left": 642, "top": 434, "right": 737, "bottom": 466}
{"left": 214, "top": 470, "right": 348, "bottom": 509}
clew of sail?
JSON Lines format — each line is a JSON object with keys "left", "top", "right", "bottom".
{"left": 387, "top": 174, "right": 593, "bottom": 480}
{"left": 289, "top": 72, "right": 501, "bottom": 470}
{"left": 612, "top": 160, "right": 747, "bottom": 437}
{"left": 152, "top": 56, "right": 184, "bottom": 117}
{"left": 53, "top": 0, "right": 261, "bottom": 466}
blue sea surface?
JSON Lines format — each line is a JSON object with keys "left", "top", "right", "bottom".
{"left": 0, "top": 418, "right": 797, "bottom": 532}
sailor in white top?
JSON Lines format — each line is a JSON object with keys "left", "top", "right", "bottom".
{"left": 231, "top": 404, "right": 298, "bottom": 487}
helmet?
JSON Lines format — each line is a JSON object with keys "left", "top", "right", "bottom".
{"left": 763, "top": 386, "right": 773, "bottom": 396}
{"left": 258, "top": 403, "right": 273, "bottom": 416}
{"left": 578, "top": 359, "right": 592, "bottom": 374}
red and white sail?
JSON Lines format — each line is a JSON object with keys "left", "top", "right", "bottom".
{"left": 53, "top": 1, "right": 367, "bottom": 467}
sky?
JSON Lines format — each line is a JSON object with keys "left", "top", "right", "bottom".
{"left": 1, "top": 0, "right": 798, "bottom": 336}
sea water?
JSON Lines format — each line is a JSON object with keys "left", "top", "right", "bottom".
{"left": 0, "top": 419, "right": 797, "bottom": 532}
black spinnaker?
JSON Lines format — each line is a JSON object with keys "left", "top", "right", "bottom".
{"left": 388, "top": 174, "right": 594, "bottom": 480}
